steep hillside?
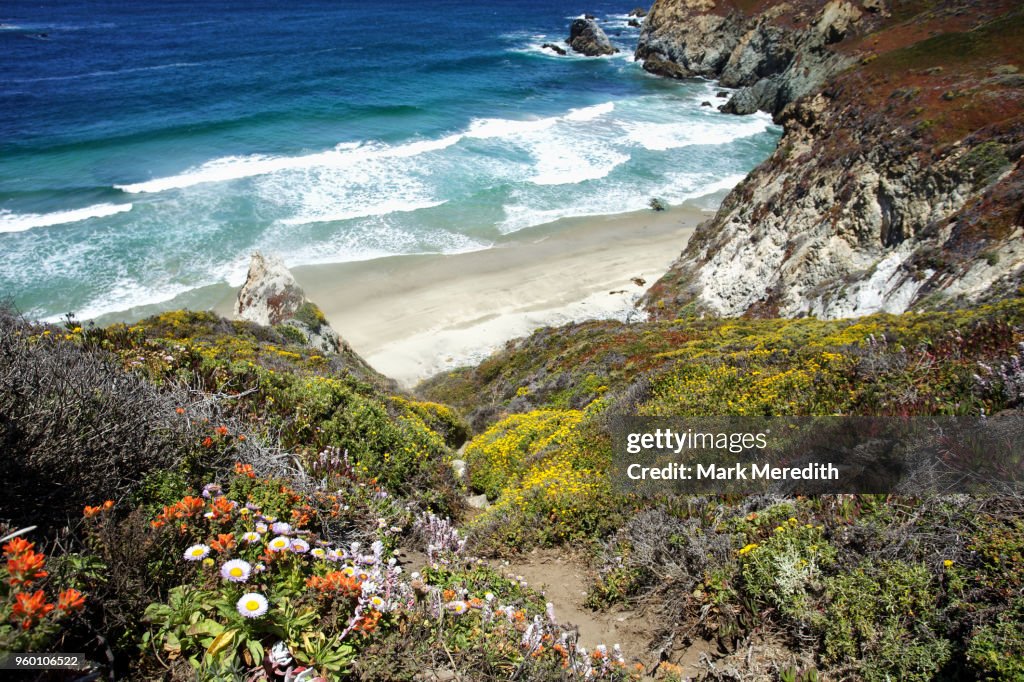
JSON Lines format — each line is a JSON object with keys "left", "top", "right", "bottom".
{"left": 635, "top": 0, "right": 1024, "bottom": 319}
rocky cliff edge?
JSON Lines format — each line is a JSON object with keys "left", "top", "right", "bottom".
{"left": 636, "top": 0, "right": 1024, "bottom": 319}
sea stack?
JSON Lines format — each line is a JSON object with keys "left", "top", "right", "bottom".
{"left": 236, "top": 252, "right": 305, "bottom": 326}
{"left": 567, "top": 17, "right": 618, "bottom": 56}
{"left": 235, "top": 251, "right": 342, "bottom": 354}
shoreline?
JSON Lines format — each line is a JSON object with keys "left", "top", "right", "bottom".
{"left": 95, "top": 204, "right": 707, "bottom": 388}
{"left": 257, "top": 205, "right": 704, "bottom": 387}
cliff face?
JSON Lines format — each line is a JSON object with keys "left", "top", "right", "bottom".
{"left": 637, "top": 0, "right": 1024, "bottom": 319}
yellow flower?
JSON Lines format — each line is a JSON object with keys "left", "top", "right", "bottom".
{"left": 943, "top": 559, "right": 954, "bottom": 568}
{"left": 738, "top": 543, "right": 758, "bottom": 556}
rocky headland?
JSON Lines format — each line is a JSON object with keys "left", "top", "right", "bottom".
{"left": 635, "top": 0, "right": 1023, "bottom": 319}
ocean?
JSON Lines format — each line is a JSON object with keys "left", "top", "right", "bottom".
{"left": 0, "top": 0, "right": 780, "bottom": 322}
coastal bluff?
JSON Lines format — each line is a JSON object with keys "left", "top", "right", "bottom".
{"left": 635, "top": 0, "right": 1024, "bottom": 319}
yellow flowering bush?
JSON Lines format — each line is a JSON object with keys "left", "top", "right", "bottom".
{"left": 463, "top": 409, "right": 584, "bottom": 499}
{"left": 464, "top": 402, "right": 622, "bottom": 547}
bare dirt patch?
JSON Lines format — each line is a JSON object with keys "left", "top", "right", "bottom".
{"left": 489, "top": 549, "right": 721, "bottom": 679}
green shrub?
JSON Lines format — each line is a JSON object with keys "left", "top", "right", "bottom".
{"left": 966, "top": 596, "right": 1024, "bottom": 680}
{"left": 739, "top": 519, "right": 835, "bottom": 623}
{"left": 820, "top": 560, "right": 951, "bottom": 680}
{"left": 292, "top": 301, "right": 328, "bottom": 333}
{"left": 275, "top": 323, "right": 308, "bottom": 345}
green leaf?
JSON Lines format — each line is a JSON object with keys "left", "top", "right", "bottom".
{"left": 143, "top": 603, "right": 172, "bottom": 622}
{"left": 163, "top": 632, "right": 182, "bottom": 657}
{"left": 187, "top": 618, "right": 224, "bottom": 637}
{"left": 247, "top": 639, "right": 265, "bottom": 665}
{"left": 206, "top": 628, "right": 237, "bottom": 658}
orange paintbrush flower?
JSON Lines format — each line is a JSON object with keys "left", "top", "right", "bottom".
{"left": 3, "top": 537, "right": 33, "bottom": 557}
{"left": 7, "top": 550, "right": 48, "bottom": 587}
{"left": 56, "top": 588, "right": 86, "bottom": 614}
{"left": 234, "top": 462, "right": 255, "bottom": 478}
{"left": 210, "top": 497, "right": 234, "bottom": 521}
{"left": 11, "top": 590, "right": 54, "bottom": 629}
{"left": 210, "top": 533, "right": 236, "bottom": 553}
{"left": 306, "top": 571, "right": 362, "bottom": 598}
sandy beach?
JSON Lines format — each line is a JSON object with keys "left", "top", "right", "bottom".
{"left": 276, "top": 206, "right": 704, "bottom": 387}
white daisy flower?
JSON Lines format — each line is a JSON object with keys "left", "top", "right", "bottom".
{"left": 447, "top": 600, "right": 469, "bottom": 615}
{"left": 183, "top": 544, "right": 210, "bottom": 561}
{"left": 236, "top": 592, "right": 269, "bottom": 618}
{"left": 267, "top": 535, "right": 291, "bottom": 552}
{"left": 220, "top": 559, "right": 252, "bottom": 583}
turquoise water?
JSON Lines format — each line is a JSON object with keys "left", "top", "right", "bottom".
{"left": 0, "top": 0, "right": 780, "bottom": 320}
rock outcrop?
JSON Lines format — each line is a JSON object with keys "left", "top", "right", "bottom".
{"left": 236, "top": 252, "right": 342, "bottom": 355}
{"left": 635, "top": 0, "right": 1024, "bottom": 319}
{"left": 635, "top": 0, "right": 860, "bottom": 116}
{"left": 567, "top": 18, "right": 618, "bottom": 57}
{"left": 236, "top": 252, "right": 304, "bottom": 326}
{"left": 542, "top": 42, "right": 567, "bottom": 56}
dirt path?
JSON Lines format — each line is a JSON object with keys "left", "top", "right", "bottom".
{"left": 493, "top": 549, "right": 651, "bottom": 659}
{"left": 396, "top": 543, "right": 717, "bottom": 678}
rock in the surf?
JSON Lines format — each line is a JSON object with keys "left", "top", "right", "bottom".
{"left": 567, "top": 18, "right": 618, "bottom": 56}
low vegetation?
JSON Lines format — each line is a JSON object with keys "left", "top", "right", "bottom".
{"left": 1, "top": 293, "right": 1022, "bottom": 679}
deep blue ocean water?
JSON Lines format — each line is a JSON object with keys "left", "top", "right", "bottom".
{"left": 0, "top": 0, "right": 780, "bottom": 320}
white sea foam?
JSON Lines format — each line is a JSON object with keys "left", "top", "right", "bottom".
{"left": 466, "top": 101, "right": 627, "bottom": 186}
{"left": 59, "top": 279, "right": 195, "bottom": 322}
{"left": 0, "top": 202, "right": 132, "bottom": 233}
{"left": 118, "top": 103, "right": 619, "bottom": 197}
{"left": 565, "top": 101, "right": 615, "bottom": 121}
{"left": 264, "top": 223, "right": 493, "bottom": 271}
{"left": 116, "top": 137, "right": 460, "bottom": 194}
{"left": 622, "top": 115, "right": 773, "bottom": 151}
{"left": 280, "top": 199, "right": 447, "bottom": 226}
{"left": 529, "top": 146, "right": 628, "bottom": 186}
{"left": 498, "top": 170, "right": 749, "bottom": 234}
{"left": 466, "top": 115, "right": 559, "bottom": 138}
